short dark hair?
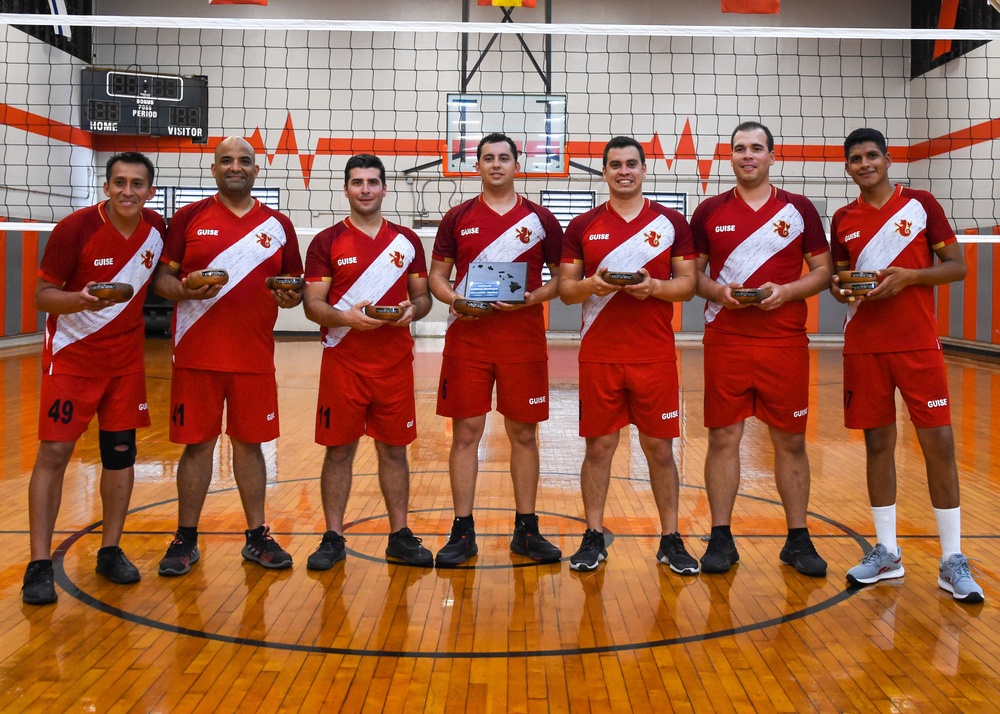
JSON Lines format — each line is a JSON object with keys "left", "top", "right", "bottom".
{"left": 602, "top": 136, "right": 645, "bottom": 167}
{"left": 344, "top": 153, "right": 386, "bottom": 186}
{"left": 476, "top": 132, "right": 518, "bottom": 162}
{"left": 844, "top": 128, "right": 888, "bottom": 159}
{"left": 731, "top": 121, "right": 774, "bottom": 152}
{"left": 106, "top": 152, "right": 155, "bottom": 185}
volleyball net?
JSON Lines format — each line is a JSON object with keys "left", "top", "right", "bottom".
{"left": 1, "top": 13, "right": 999, "bottom": 237}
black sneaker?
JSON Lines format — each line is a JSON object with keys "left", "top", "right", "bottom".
{"left": 307, "top": 531, "right": 346, "bottom": 570}
{"left": 700, "top": 530, "right": 739, "bottom": 573}
{"left": 96, "top": 546, "right": 141, "bottom": 584}
{"left": 510, "top": 515, "right": 562, "bottom": 562}
{"left": 158, "top": 533, "right": 201, "bottom": 576}
{"left": 569, "top": 529, "right": 607, "bottom": 571}
{"left": 22, "top": 560, "right": 57, "bottom": 605}
{"left": 656, "top": 532, "right": 700, "bottom": 575}
{"left": 386, "top": 527, "right": 433, "bottom": 567}
{"left": 779, "top": 533, "right": 827, "bottom": 577}
{"left": 435, "top": 523, "right": 478, "bottom": 567}
{"left": 242, "top": 524, "right": 293, "bottom": 570}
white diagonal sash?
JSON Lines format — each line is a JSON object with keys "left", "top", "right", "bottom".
{"left": 323, "top": 233, "right": 415, "bottom": 348}
{"left": 51, "top": 227, "right": 163, "bottom": 355}
{"left": 174, "top": 216, "right": 285, "bottom": 346}
{"left": 446, "top": 211, "right": 544, "bottom": 331}
{"left": 580, "top": 213, "right": 676, "bottom": 340}
{"left": 704, "top": 203, "right": 803, "bottom": 324}
{"left": 845, "top": 198, "right": 927, "bottom": 326}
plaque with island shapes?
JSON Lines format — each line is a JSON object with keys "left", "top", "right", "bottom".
{"left": 465, "top": 262, "right": 527, "bottom": 303}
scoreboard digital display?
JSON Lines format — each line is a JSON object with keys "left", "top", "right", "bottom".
{"left": 81, "top": 67, "right": 209, "bottom": 143}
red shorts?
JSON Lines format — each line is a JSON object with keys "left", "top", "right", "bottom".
{"left": 436, "top": 355, "right": 549, "bottom": 423}
{"left": 579, "top": 360, "right": 680, "bottom": 439}
{"left": 316, "top": 350, "right": 416, "bottom": 447}
{"left": 169, "top": 368, "right": 279, "bottom": 444}
{"left": 38, "top": 370, "right": 150, "bottom": 441}
{"left": 843, "top": 350, "right": 951, "bottom": 429}
{"left": 703, "top": 343, "right": 809, "bottom": 433}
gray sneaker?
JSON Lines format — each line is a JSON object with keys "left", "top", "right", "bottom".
{"left": 938, "top": 553, "right": 985, "bottom": 604}
{"left": 846, "top": 543, "right": 904, "bottom": 586}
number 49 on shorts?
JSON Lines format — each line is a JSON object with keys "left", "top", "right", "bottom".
{"left": 48, "top": 399, "right": 74, "bottom": 424}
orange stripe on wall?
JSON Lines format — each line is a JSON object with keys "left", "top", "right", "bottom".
{"left": 672, "top": 306, "right": 683, "bottom": 333}
{"left": 993, "top": 227, "right": 1000, "bottom": 344}
{"left": 962, "top": 235, "right": 978, "bottom": 341}
{"left": 20, "top": 356, "right": 37, "bottom": 473}
{"left": 0, "top": 217, "right": 6, "bottom": 336}
{"left": 21, "top": 227, "right": 38, "bottom": 334}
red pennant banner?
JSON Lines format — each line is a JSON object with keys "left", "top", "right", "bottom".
{"left": 478, "top": 0, "right": 538, "bottom": 7}
{"left": 721, "top": 0, "right": 780, "bottom": 13}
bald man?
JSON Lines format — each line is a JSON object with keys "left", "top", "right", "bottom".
{"left": 154, "top": 137, "right": 304, "bottom": 576}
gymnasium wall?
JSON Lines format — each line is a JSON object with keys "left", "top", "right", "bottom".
{"left": 2, "top": 1, "right": 998, "bottom": 345}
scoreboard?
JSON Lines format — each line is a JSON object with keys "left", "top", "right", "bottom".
{"left": 80, "top": 67, "right": 210, "bottom": 143}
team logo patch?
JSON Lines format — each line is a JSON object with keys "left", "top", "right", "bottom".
{"left": 389, "top": 250, "right": 405, "bottom": 268}
{"left": 645, "top": 230, "right": 661, "bottom": 247}
{"left": 773, "top": 220, "right": 791, "bottom": 238}
{"left": 256, "top": 232, "right": 273, "bottom": 248}
{"left": 516, "top": 226, "right": 533, "bottom": 244}
{"left": 141, "top": 250, "right": 154, "bottom": 269}
{"left": 895, "top": 219, "right": 912, "bottom": 237}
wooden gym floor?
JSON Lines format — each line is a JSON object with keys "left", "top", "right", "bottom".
{"left": 0, "top": 336, "right": 998, "bottom": 713}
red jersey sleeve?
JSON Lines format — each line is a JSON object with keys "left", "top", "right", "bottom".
{"left": 830, "top": 207, "right": 851, "bottom": 267}
{"left": 561, "top": 207, "right": 600, "bottom": 265}
{"left": 432, "top": 206, "right": 460, "bottom": 263}
{"left": 39, "top": 210, "right": 95, "bottom": 286}
{"left": 276, "top": 212, "right": 304, "bottom": 275}
{"left": 527, "top": 202, "right": 564, "bottom": 267}
{"left": 689, "top": 193, "right": 728, "bottom": 260}
{"left": 304, "top": 226, "right": 338, "bottom": 282}
{"left": 162, "top": 203, "right": 194, "bottom": 270}
{"left": 915, "top": 191, "right": 957, "bottom": 250}
{"left": 788, "top": 193, "right": 830, "bottom": 257}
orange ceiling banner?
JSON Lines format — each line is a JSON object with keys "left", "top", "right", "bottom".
{"left": 478, "top": 0, "right": 538, "bottom": 7}
{"left": 721, "top": 0, "right": 780, "bottom": 13}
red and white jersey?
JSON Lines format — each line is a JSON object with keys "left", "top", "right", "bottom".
{"left": 831, "top": 185, "right": 956, "bottom": 354}
{"left": 162, "top": 196, "right": 302, "bottom": 373}
{"left": 691, "top": 186, "right": 829, "bottom": 346}
{"left": 305, "top": 218, "right": 427, "bottom": 375}
{"left": 433, "top": 195, "right": 562, "bottom": 363}
{"left": 39, "top": 202, "right": 165, "bottom": 377}
{"left": 562, "top": 200, "right": 695, "bottom": 363}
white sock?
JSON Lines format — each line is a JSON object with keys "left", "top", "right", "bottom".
{"left": 934, "top": 506, "right": 962, "bottom": 560}
{"left": 872, "top": 505, "right": 898, "bottom": 556}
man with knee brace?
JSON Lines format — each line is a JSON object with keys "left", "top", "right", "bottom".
{"left": 22, "top": 152, "right": 165, "bottom": 605}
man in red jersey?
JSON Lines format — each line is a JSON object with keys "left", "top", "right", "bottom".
{"left": 428, "top": 132, "right": 563, "bottom": 566}
{"left": 692, "top": 121, "right": 832, "bottom": 577}
{"left": 22, "top": 152, "right": 165, "bottom": 605}
{"left": 154, "top": 136, "right": 303, "bottom": 576}
{"left": 302, "top": 154, "right": 432, "bottom": 569}
{"left": 559, "top": 136, "right": 699, "bottom": 573}
{"left": 831, "top": 128, "right": 983, "bottom": 603}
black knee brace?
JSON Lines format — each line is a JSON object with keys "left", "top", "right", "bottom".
{"left": 99, "top": 429, "right": 137, "bottom": 470}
